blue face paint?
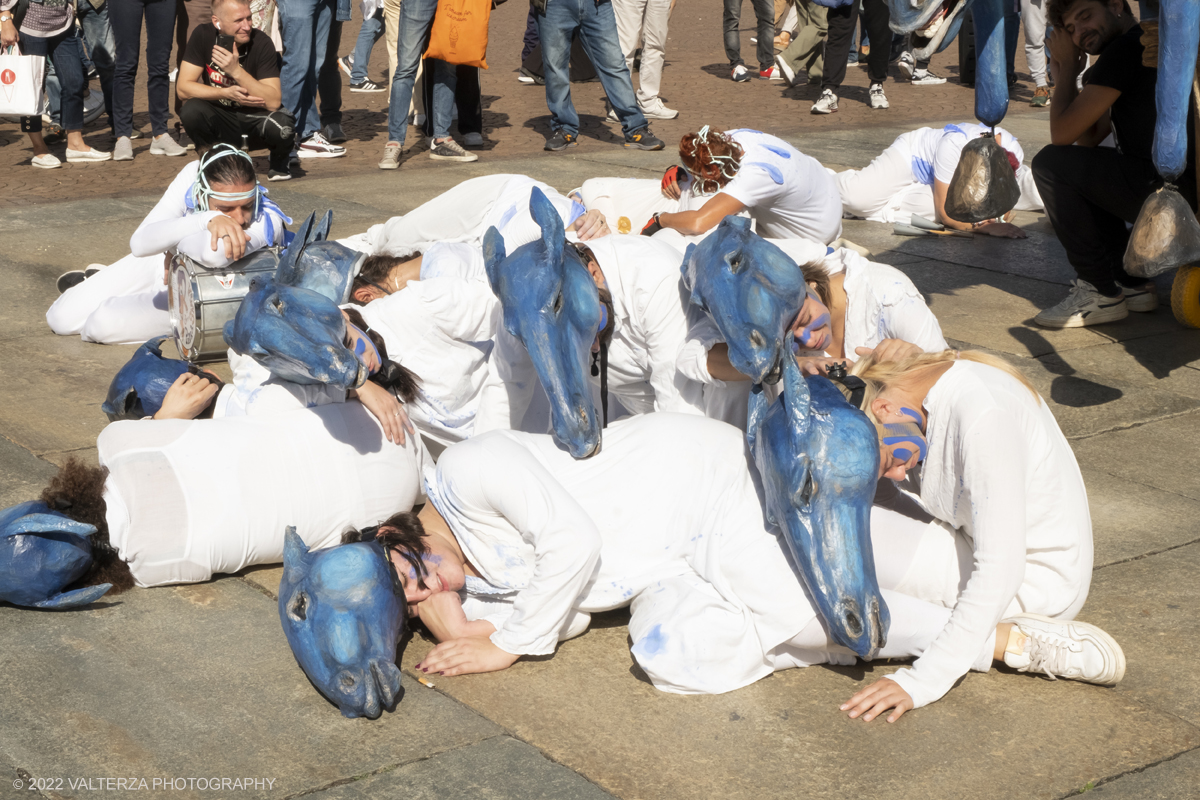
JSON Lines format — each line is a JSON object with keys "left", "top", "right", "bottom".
{"left": 597, "top": 304, "right": 608, "bottom": 335}
{"left": 794, "top": 287, "right": 832, "bottom": 350}
{"left": 347, "top": 322, "right": 381, "bottom": 375}
{"left": 881, "top": 421, "right": 928, "bottom": 462}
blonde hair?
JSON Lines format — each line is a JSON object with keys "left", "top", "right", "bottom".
{"left": 849, "top": 349, "right": 1040, "bottom": 428}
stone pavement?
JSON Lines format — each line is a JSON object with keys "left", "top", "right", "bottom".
{"left": 0, "top": 0, "right": 1050, "bottom": 205}
{"left": 3, "top": 10, "right": 1200, "bottom": 800}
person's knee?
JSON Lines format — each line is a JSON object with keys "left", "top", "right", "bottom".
{"left": 262, "top": 109, "right": 297, "bottom": 147}
{"left": 179, "top": 98, "right": 212, "bottom": 136}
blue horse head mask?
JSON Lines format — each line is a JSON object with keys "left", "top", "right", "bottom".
{"left": 278, "top": 529, "right": 406, "bottom": 719}
{"left": 275, "top": 210, "right": 367, "bottom": 305}
{"left": 483, "top": 187, "right": 604, "bottom": 459}
{"left": 682, "top": 216, "right": 807, "bottom": 385}
{"left": 684, "top": 219, "right": 888, "bottom": 658}
{"left": 102, "top": 337, "right": 191, "bottom": 421}
{"left": 0, "top": 501, "right": 112, "bottom": 609}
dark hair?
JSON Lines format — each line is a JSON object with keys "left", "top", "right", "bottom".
{"left": 202, "top": 144, "right": 256, "bottom": 189}
{"left": 39, "top": 458, "right": 135, "bottom": 595}
{"left": 341, "top": 511, "right": 430, "bottom": 589}
{"left": 679, "top": 129, "right": 745, "bottom": 195}
{"left": 569, "top": 242, "right": 616, "bottom": 348}
{"left": 348, "top": 252, "right": 422, "bottom": 305}
{"left": 1046, "top": 0, "right": 1128, "bottom": 28}
{"left": 343, "top": 306, "right": 422, "bottom": 403}
{"left": 799, "top": 260, "right": 831, "bottom": 309}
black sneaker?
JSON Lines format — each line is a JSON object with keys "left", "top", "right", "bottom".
{"left": 322, "top": 123, "right": 347, "bottom": 143}
{"left": 56, "top": 270, "right": 87, "bottom": 293}
{"left": 624, "top": 127, "right": 664, "bottom": 150}
{"left": 350, "top": 78, "right": 385, "bottom": 92}
{"left": 268, "top": 168, "right": 292, "bottom": 181}
{"left": 545, "top": 129, "right": 578, "bottom": 151}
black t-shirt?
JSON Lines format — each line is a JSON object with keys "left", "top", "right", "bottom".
{"left": 182, "top": 24, "right": 281, "bottom": 109}
{"left": 1084, "top": 23, "right": 1194, "bottom": 170}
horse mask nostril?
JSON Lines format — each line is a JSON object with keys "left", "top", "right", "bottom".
{"left": 338, "top": 671, "right": 358, "bottom": 692}
{"left": 844, "top": 608, "right": 863, "bottom": 637}
{"left": 750, "top": 330, "right": 766, "bottom": 349}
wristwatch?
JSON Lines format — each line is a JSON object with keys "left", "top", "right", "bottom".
{"left": 0, "top": 13, "right": 14, "bottom": 22}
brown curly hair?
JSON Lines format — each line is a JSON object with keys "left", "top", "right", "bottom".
{"left": 39, "top": 458, "right": 135, "bottom": 595}
{"left": 679, "top": 127, "right": 745, "bottom": 195}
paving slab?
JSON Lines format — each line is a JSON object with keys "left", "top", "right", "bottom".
{"left": 0, "top": 435, "right": 59, "bottom": 509}
{"left": 395, "top": 612, "right": 1197, "bottom": 800}
{"left": 1090, "top": 748, "right": 1200, "bottom": 799}
{"left": 306, "top": 736, "right": 615, "bottom": 800}
{"left": 1086, "top": 542, "right": 1200, "bottom": 727}
{"left": 1038, "top": 334, "right": 1200, "bottom": 399}
{"left": 1071, "top": 412, "right": 1200, "bottom": 501}
{"left": 1083, "top": 467, "right": 1200, "bottom": 568}
{"left": 0, "top": 577, "right": 502, "bottom": 800}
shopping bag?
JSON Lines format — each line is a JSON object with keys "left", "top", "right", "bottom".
{"left": 0, "top": 46, "right": 47, "bottom": 116}
{"left": 424, "top": 0, "right": 490, "bottom": 69}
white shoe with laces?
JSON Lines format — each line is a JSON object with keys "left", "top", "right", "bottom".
{"left": 1034, "top": 279, "right": 1129, "bottom": 328}
{"left": 811, "top": 88, "right": 838, "bottom": 114}
{"left": 898, "top": 51, "right": 915, "bottom": 79}
{"left": 1001, "top": 613, "right": 1125, "bottom": 686}
{"left": 869, "top": 83, "right": 889, "bottom": 109}
{"left": 911, "top": 68, "right": 947, "bottom": 85}
{"left": 1118, "top": 280, "right": 1159, "bottom": 312}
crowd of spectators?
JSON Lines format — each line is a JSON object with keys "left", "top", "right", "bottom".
{"left": 4, "top": 0, "right": 1059, "bottom": 175}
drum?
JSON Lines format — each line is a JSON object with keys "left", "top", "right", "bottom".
{"left": 169, "top": 248, "right": 280, "bottom": 363}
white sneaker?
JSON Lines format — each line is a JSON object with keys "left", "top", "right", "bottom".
{"left": 638, "top": 98, "right": 679, "bottom": 120}
{"left": 1034, "top": 279, "right": 1129, "bottom": 328}
{"left": 869, "top": 83, "right": 889, "bottom": 109}
{"left": 912, "top": 68, "right": 947, "bottom": 85}
{"left": 898, "top": 51, "right": 915, "bottom": 79}
{"left": 297, "top": 132, "right": 347, "bottom": 158}
{"left": 1118, "top": 280, "right": 1159, "bottom": 312}
{"left": 1002, "top": 613, "right": 1126, "bottom": 686}
{"left": 150, "top": 132, "right": 187, "bottom": 156}
{"left": 774, "top": 53, "right": 798, "bottom": 87}
{"left": 731, "top": 64, "right": 751, "bottom": 82}
{"left": 811, "top": 88, "right": 838, "bottom": 114}
{"left": 32, "top": 152, "right": 62, "bottom": 169}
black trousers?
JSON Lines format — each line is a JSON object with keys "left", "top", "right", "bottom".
{"left": 421, "top": 59, "right": 482, "bottom": 137}
{"left": 823, "top": 0, "right": 890, "bottom": 89}
{"left": 1032, "top": 144, "right": 1197, "bottom": 296}
{"left": 179, "top": 99, "right": 297, "bottom": 172}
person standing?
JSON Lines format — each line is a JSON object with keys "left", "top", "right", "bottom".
{"left": 1023, "top": 0, "right": 1051, "bottom": 106}
{"left": 1, "top": 0, "right": 112, "bottom": 167}
{"left": 535, "top": 0, "right": 665, "bottom": 151}
{"left": 109, "top": 0, "right": 187, "bottom": 159}
{"left": 723, "top": 0, "right": 773, "bottom": 80}
{"left": 174, "top": 0, "right": 212, "bottom": 146}
{"left": 810, "top": 0, "right": 891, "bottom": 113}
{"left": 277, "top": 0, "right": 348, "bottom": 158}
{"left": 773, "top": 0, "right": 826, "bottom": 87}
{"left": 611, "top": 0, "right": 676, "bottom": 119}
{"left": 338, "top": 0, "right": 385, "bottom": 91}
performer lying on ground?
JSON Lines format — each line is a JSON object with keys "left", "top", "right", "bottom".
{"left": 347, "top": 245, "right": 490, "bottom": 304}
{"left": 839, "top": 348, "right": 1121, "bottom": 721}
{"left": 642, "top": 127, "right": 843, "bottom": 245}
{"left": 474, "top": 235, "right": 704, "bottom": 434}
{"left": 351, "top": 174, "right": 611, "bottom": 260}
{"left": 835, "top": 123, "right": 1041, "bottom": 235}
{"left": 341, "top": 412, "right": 1123, "bottom": 713}
{"left": 46, "top": 145, "right": 290, "bottom": 345}
{"left": 678, "top": 246, "right": 948, "bottom": 427}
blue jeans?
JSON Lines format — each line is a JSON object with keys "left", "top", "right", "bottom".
{"left": 279, "top": 0, "right": 346, "bottom": 139}
{"left": 48, "top": 0, "right": 116, "bottom": 128}
{"left": 386, "top": 0, "right": 456, "bottom": 144}
{"left": 537, "top": 0, "right": 645, "bottom": 137}
{"left": 20, "top": 28, "right": 86, "bottom": 132}
{"left": 351, "top": 8, "right": 384, "bottom": 83}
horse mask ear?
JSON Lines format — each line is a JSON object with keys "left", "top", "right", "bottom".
{"left": 310, "top": 210, "right": 333, "bottom": 244}
{"left": 482, "top": 226, "right": 507, "bottom": 298}
{"left": 281, "top": 527, "right": 312, "bottom": 586}
{"left": 277, "top": 212, "right": 316, "bottom": 287}
{"left": 528, "top": 187, "right": 565, "bottom": 269}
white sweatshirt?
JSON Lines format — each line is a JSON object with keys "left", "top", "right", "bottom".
{"left": 130, "top": 160, "right": 288, "bottom": 269}
{"left": 474, "top": 236, "right": 704, "bottom": 432}
{"left": 357, "top": 277, "right": 501, "bottom": 446}
{"left": 425, "top": 413, "right": 819, "bottom": 694}
{"left": 100, "top": 403, "right": 426, "bottom": 587}
{"left": 886, "top": 361, "right": 1094, "bottom": 709}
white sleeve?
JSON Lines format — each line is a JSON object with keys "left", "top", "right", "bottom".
{"left": 460, "top": 593, "right": 592, "bottom": 641}
{"left": 422, "top": 278, "right": 500, "bottom": 342}
{"left": 442, "top": 445, "right": 602, "bottom": 655}
{"left": 880, "top": 291, "right": 949, "bottom": 353}
{"left": 886, "top": 409, "right": 1031, "bottom": 708}
{"left": 638, "top": 276, "right": 705, "bottom": 414}
{"left": 676, "top": 308, "right": 727, "bottom": 386}
{"left": 472, "top": 329, "right": 538, "bottom": 434}
{"left": 174, "top": 202, "right": 287, "bottom": 268}
{"left": 721, "top": 167, "right": 783, "bottom": 212}
{"left": 932, "top": 132, "right": 968, "bottom": 185}
{"left": 130, "top": 164, "right": 213, "bottom": 256}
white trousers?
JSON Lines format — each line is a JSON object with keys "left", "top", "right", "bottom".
{"left": 1022, "top": 0, "right": 1048, "bottom": 87}
{"left": 611, "top": 0, "right": 671, "bottom": 105}
{"left": 45, "top": 253, "right": 172, "bottom": 345}
{"left": 580, "top": 176, "right": 711, "bottom": 235}
{"left": 838, "top": 140, "right": 1045, "bottom": 224}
